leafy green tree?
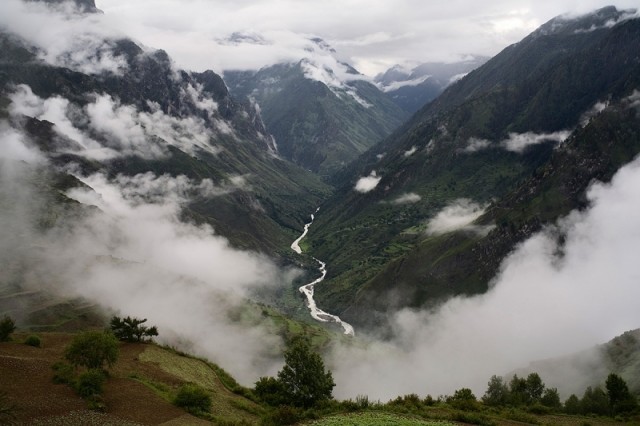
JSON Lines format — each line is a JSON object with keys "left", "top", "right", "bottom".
{"left": 109, "top": 316, "right": 158, "bottom": 342}
{"left": 564, "top": 394, "right": 581, "bottom": 414}
{"left": 525, "top": 372, "right": 545, "bottom": 403}
{"left": 276, "top": 338, "right": 335, "bottom": 408}
{"left": 482, "top": 375, "right": 509, "bottom": 406}
{"left": 0, "top": 316, "right": 16, "bottom": 342}
{"left": 540, "top": 387, "right": 562, "bottom": 411}
{"left": 605, "top": 373, "right": 637, "bottom": 415}
{"left": 508, "top": 374, "right": 529, "bottom": 406}
{"left": 580, "top": 386, "right": 608, "bottom": 416}
{"left": 65, "top": 331, "right": 119, "bottom": 370}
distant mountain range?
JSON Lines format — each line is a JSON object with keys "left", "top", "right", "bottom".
{"left": 224, "top": 39, "right": 408, "bottom": 177}
{"left": 374, "top": 57, "right": 488, "bottom": 114}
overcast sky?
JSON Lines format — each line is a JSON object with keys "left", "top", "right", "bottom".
{"left": 93, "top": 0, "right": 639, "bottom": 75}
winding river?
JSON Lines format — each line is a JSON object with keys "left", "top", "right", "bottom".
{"left": 291, "top": 209, "right": 355, "bottom": 336}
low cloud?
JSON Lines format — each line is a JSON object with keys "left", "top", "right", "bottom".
{"left": 0, "top": 128, "right": 290, "bottom": 384}
{"left": 501, "top": 130, "right": 571, "bottom": 153}
{"left": 9, "top": 85, "right": 223, "bottom": 160}
{"left": 403, "top": 146, "right": 418, "bottom": 157}
{"left": 392, "top": 192, "right": 421, "bottom": 204}
{"left": 331, "top": 156, "right": 640, "bottom": 400}
{"left": 425, "top": 198, "right": 487, "bottom": 235}
{"left": 354, "top": 170, "right": 381, "bottom": 193}
{"left": 463, "top": 131, "right": 571, "bottom": 154}
{"left": 463, "top": 137, "right": 491, "bottom": 153}
{"left": 0, "top": 0, "right": 129, "bottom": 75}
{"left": 579, "top": 100, "right": 608, "bottom": 126}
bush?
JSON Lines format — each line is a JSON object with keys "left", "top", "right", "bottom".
{"left": 0, "top": 316, "right": 16, "bottom": 342}
{"left": 65, "top": 331, "right": 119, "bottom": 370}
{"left": 76, "top": 369, "right": 106, "bottom": 398}
{"left": 452, "top": 411, "right": 495, "bottom": 426}
{"left": 174, "top": 384, "right": 212, "bottom": 415}
{"left": 52, "top": 361, "right": 75, "bottom": 385}
{"left": 261, "top": 405, "right": 300, "bottom": 426}
{"left": 24, "top": 335, "right": 41, "bottom": 347}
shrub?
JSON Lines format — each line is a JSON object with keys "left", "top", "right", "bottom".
{"left": 174, "top": 383, "right": 212, "bottom": 415}
{"left": 76, "top": 369, "right": 106, "bottom": 398}
{"left": 65, "top": 330, "right": 119, "bottom": 370}
{"left": 52, "top": 361, "right": 75, "bottom": 385}
{"left": 24, "top": 335, "right": 41, "bottom": 347}
{"left": 452, "top": 411, "right": 495, "bottom": 426}
{"left": 261, "top": 405, "right": 300, "bottom": 426}
{"left": 254, "top": 376, "right": 288, "bottom": 407}
{"left": 0, "top": 316, "right": 16, "bottom": 342}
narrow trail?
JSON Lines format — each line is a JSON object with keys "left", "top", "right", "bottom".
{"left": 291, "top": 209, "right": 355, "bottom": 336}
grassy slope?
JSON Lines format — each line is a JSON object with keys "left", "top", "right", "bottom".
{"left": 0, "top": 332, "right": 261, "bottom": 425}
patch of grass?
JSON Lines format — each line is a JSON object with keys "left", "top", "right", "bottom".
{"left": 304, "top": 411, "right": 456, "bottom": 425}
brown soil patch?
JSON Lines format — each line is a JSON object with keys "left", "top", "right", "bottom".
{"left": 0, "top": 333, "right": 257, "bottom": 425}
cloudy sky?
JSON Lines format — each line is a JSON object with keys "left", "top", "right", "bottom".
{"left": 94, "top": 0, "right": 639, "bottom": 75}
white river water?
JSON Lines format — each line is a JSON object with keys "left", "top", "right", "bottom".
{"left": 290, "top": 210, "right": 355, "bottom": 336}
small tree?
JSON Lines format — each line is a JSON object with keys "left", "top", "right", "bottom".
{"left": 65, "top": 331, "right": 119, "bottom": 370}
{"left": 482, "top": 375, "right": 509, "bottom": 406}
{"left": 508, "top": 374, "right": 529, "bottom": 406}
{"left": 525, "top": 373, "right": 545, "bottom": 403}
{"left": 276, "top": 338, "right": 335, "bottom": 408}
{"left": 581, "top": 386, "right": 608, "bottom": 416}
{"left": 564, "top": 394, "right": 581, "bottom": 414}
{"left": 110, "top": 316, "right": 158, "bottom": 342}
{"left": 0, "top": 316, "right": 16, "bottom": 342}
{"left": 540, "top": 387, "right": 562, "bottom": 411}
{"left": 605, "top": 373, "right": 637, "bottom": 415}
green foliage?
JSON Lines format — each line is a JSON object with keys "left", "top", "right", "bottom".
{"left": 482, "top": 375, "right": 509, "bottom": 406}
{"left": 447, "top": 388, "right": 479, "bottom": 411}
{"left": 65, "top": 330, "right": 119, "bottom": 370}
{"left": 605, "top": 373, "right": 637, "bottom": 415}
{"left": 451, "top": 411, "right": 495, "bottom": 426}
{"left": 260, "top": 405, "right": 301, "bottom": 426}
{"left": 564, "top": 394, "right": 581, "bottom": 415}
{"left": 580, "top": 386, "right": 608, "bottom": 416}
{"left": 76, "top": 369, "right": 106, "bottom": 398}
{"left": 52, "top": 361, "right": 75, "bottom": 385}
{"left": 173, "top": 383, "right": 212, "bottom": 415}
{"left": 525, "top": 373, "right": 544, "bottom": 403}
{"left": 24, "top": 335, "right": 41, "bottom": 347}
{"left": 275, "top": 338, "right": 335, "bottom": 408}
{"left": 109, "top": 315, "right": 158, "bottom": 342}
{"left": 254, "top": 376, "right": 288, "bottom": 407}
{"left": 540, "top": 387, "right": 562, "bottom": 411}
{"left": 0, "top": 315, "right": 16, "bottom": 342}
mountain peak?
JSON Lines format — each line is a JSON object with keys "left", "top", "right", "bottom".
{"left": 533, "top": 5, "right": 638, "bottom": 37}
{"left": 26, "top": 0, "right": 101, "bottom": 13}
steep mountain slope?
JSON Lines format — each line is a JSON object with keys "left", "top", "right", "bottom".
{"left": 375, "top": 57, "right": 487, "bottom": 114}
{"left": 224, "top": 42, "right": 408, "bottom": 177}
{"left": 0, "top": 13, "right": 330, "bottom": 255}
{"left": 307, "top": 7, "right": 640, "bottom": 328}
